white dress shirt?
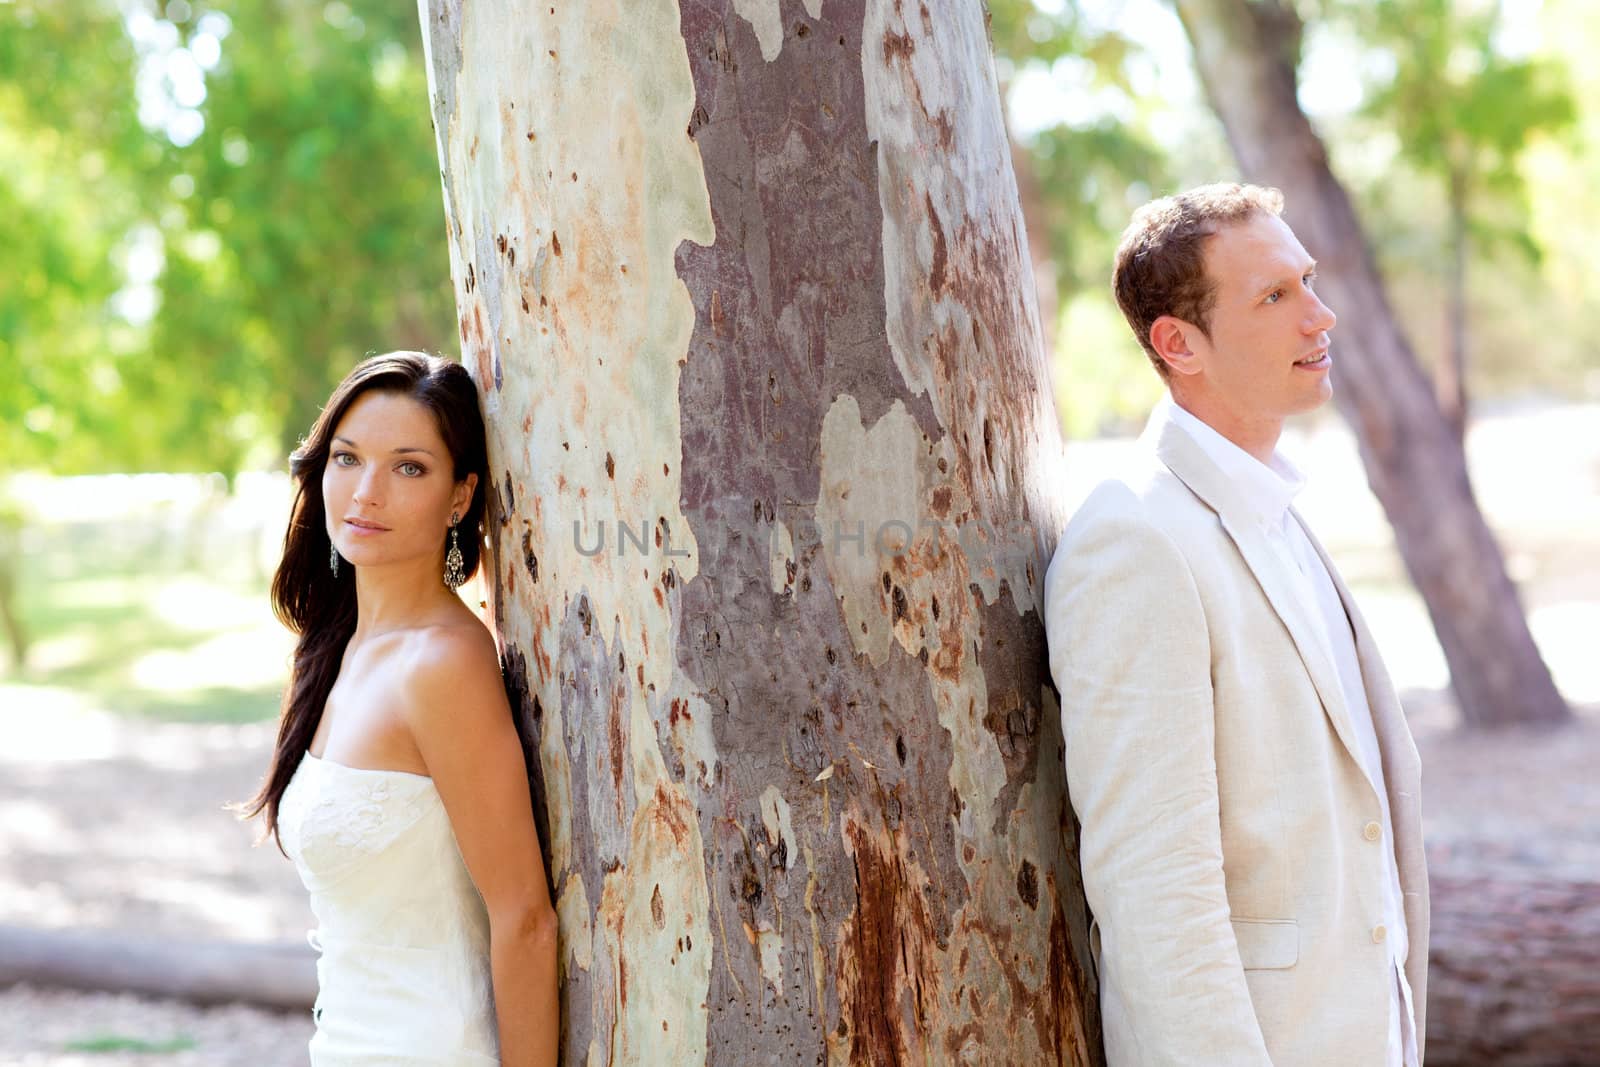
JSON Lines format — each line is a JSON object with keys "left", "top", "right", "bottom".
{"left": 1163, "top": 397, "right": 1419, "bottom": 1067}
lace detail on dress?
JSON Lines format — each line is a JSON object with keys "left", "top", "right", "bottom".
{"left": 281, "top": 755, "right": 442, "bottom": 888}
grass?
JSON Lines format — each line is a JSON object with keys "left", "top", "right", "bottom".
{"left": 63, "top": 1033, "right": 198, "bottom": 1053}
{"left": 2, "top": 523, "right": 289, "bottom": 724}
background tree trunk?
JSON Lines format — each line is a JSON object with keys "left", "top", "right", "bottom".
{"left": 1439, "top": 166, "right": 1470, "bottom": 440}
{"left": 419, "top": 2, "right": 1098, "bottom": 1063}
{"left": 1173, "top": 0, "right": 1569, "bottom": 730}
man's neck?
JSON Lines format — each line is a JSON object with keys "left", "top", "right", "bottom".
{"left": 1169, "top": 390, "right": 1283, "bottom": 466}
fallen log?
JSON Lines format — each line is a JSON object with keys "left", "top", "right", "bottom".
{"left": 1425, "top": 846, "right": 1600, "bottom": 1067}
{"left": 0, "top": 923, "right": 315, "bottom": 1011}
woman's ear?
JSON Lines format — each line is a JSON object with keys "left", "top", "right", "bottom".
{"left": 453, "top": 472, "right": 478, "bottom": 521}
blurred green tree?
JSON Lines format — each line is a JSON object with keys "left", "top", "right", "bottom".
{"left": 0, "top": 0, "right": 456, "bottom": 476}
{"left": 984, "top": 0, "right": 1178, "bottom": 435}
{"left": 1344, "top": 0, "right": 1574, "bottom": 435}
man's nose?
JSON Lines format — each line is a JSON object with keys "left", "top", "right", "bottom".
{"left": 1308, "top": 291, "right": 1336, "bottom": 334}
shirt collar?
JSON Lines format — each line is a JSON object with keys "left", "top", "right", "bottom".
{"left": 1155, "top": 394, "right": 1306, "bottom": 531}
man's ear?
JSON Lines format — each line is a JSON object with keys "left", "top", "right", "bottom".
{"left": 1149, "top": 315, "right": 1203, "bottom": 378}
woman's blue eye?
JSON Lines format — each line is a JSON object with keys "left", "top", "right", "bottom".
{"left": 333, "top": 452, "right": 357, "bottom": 466}
{"left": 399, "top": 462, "right": 424, "bottom": 477}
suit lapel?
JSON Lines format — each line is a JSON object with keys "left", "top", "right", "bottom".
{"left": 1299, "top": 512, "right": 1431, "bottom": 997}
{"left": 1151, "top": 417, "right": 1367, "bottom": 771}
{"left": 1295, "top": 513, "right": 1419, "bottom": 788}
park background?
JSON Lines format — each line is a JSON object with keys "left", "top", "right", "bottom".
{"left": 1, "top": 0, "right": 1596, "bottom": 1063}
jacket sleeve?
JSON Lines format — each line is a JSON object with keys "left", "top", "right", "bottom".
{"left": 1044, "top": 499, "right": 1273, "bottom": 1066}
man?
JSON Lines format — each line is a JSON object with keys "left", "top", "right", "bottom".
{"left": 1044, "top": 184, "right": 1429, "bottom": 1066}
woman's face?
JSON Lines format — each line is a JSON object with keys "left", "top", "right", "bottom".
{"left": 322, "top": 390, "right": 476, "bottom": 575}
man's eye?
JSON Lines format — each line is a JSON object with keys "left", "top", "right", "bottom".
{"left": 1265, "top": 290, "right": 1283, "bottom": 304}
{"left": 1304, "top": 273, "right": 1317, "bottom": 288}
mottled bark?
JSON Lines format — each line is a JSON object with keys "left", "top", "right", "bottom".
{"left": 1173, "top": 0, "right": 1569, "bottom": 730}
{"left": 418, "top": 2, "right": 1097, "bottom": 1063}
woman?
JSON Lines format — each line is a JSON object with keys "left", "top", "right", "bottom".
{"left": 241, "top": 351, "right": 558, "bottom": 1066}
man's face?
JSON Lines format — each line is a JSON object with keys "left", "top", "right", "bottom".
{"left": 1186, "top": 212, "right": 1337, "bottom": 422}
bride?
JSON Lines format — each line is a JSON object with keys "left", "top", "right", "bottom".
{"left": 242, "top": 351, "right": 558, "bottom": 1066}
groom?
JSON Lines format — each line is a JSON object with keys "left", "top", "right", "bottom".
{"left": 1044, "top": 184, "right": 1429, "bottom": 1066}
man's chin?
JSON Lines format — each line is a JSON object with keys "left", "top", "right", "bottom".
{"left": 1289, "top": 379, "right": 1334, "bottom": 414}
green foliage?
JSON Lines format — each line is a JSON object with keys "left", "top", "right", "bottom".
{"left": 3, "top": 0, "right": 1597, "bottom": 467}
{"left": 0, "top": 4, "right": 156, "bottom": 472}
{"left": 0, "top": 0, "right": 456, "bottom": 476}
{"left": 2, "top": 519, "right": 284, "bottom": 723}
{"left": 155, "top": 0, "right": 457, "bottom": 462}
{"left": 1351, "top": 0, "right": 1574, "bottom": 257}
{"left": 987, "top": 0, "right": 1175, "bottom": 300}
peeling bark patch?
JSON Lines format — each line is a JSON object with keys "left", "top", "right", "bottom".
{"left": 522, "top": 527, "right": 539, "bottom": 583}
{"left": 882, "top": 28, "right": 914, "bottom": 62}
{"left": 838, "top": 818, "right": 940, "bottom": 1066}
{"left": 1016, "top": 859, "right": 1039, "bottom": 910}
{"left": 926, "top": 191, "right": 947, "bottom": 294}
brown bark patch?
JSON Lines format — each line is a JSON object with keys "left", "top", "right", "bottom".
{"left": 837, "top": 817, "right": 940, "bottom": 1067}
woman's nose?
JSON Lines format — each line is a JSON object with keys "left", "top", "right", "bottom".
{"left": 352, "top": 469, "right": 382, "bottom": 506}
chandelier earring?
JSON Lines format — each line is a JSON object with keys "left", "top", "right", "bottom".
{"left": 329, "top": 539, "right": 340, "bottom": 577}
{"left": 444, "top": 513, "right": 466, "bottom": 589}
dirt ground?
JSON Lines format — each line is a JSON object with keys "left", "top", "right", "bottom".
{"left": 1, "top": 404, "right": 1595, "bottom": 1065}
{"left": 2, "top": 690, "right": 1595, "bottom": 1065}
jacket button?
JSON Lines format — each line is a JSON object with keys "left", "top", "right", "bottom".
{"left": 1364, "top": 821, "right": 1382, "bottom": 841}
{"left": 1372, "top": 924, "right": 1387, "bottom": 944}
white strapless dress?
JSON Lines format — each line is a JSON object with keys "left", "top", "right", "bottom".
{"left": 279, "top": 751, "right": 500, "bottom": 1066}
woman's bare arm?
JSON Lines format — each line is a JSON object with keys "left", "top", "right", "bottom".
{"left": 404, "top": 623, "right": 558, "bottom": 1067}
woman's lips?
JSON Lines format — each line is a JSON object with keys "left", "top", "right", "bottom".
{"left": 344, "top": 519, "right": 389, "bottom": 535}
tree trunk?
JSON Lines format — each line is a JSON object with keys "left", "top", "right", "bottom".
{"left": 418, "top": 3, "right": 1098, "bottom": 1064}
{"left": 1438, "top": 166, "right": 1469, "bottom": 441}
{"left": 0, "top": 539, "right": 25, "bottom": 672}
{"left": 1173, "top": 0, "right": 1569, "bottom": 729}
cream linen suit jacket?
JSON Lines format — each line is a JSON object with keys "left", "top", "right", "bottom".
{"left": 1044, "top": 411, "right": 1430, "bottom": 1066}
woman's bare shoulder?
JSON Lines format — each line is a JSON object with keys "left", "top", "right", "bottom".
{"left": 376, "top": 611, "right": 500, "bottom": 712}
{"left": 400, "top": 612, "right": 499, "bottom": 677}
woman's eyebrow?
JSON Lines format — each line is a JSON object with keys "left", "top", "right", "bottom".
{"left": 333, "top": 435, "right": 436, "bottom": 457}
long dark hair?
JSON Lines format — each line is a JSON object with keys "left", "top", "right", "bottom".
{"left": 240, "top": 351, "right": 489, "bottom": 853}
